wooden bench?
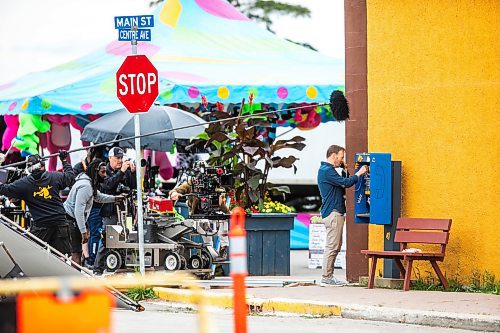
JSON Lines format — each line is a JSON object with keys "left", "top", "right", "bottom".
{"left": 361, "top": 217, "right": 452, "bottom": 291}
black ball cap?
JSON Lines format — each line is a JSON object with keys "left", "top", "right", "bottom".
{"left": 109, "top": 147, "right": 125, "bottom": 158}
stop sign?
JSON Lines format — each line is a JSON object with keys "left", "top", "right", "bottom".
{"left": 116, "top": 55, "right": 159, "bottom": 113}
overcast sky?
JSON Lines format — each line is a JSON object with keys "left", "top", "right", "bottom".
{"left": 0, "top": 0, "right": 344, "bottom": 85}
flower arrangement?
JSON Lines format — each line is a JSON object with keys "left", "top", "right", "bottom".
{"left": 255, "top": 200, "right": 294, "bottom": 214}
{"left": 229, "top": 191, "right": 294, "bottom": 214}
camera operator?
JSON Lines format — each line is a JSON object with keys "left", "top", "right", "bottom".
{"left": 169, "top": 174, "right": 230, "bottom": 261}
{"left": 0, "top": 151, "right": 75, "bottom": 255}
{"left": 93, "top": 147, "right": 136, "bottom": 274}
{"left": 64, "top": 159, "right": 125, "bottom": 265}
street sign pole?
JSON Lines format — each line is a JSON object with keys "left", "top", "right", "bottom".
{"left": 115, "top": 15, "right": 157, "bottom": 276}
{"left": 131, "top": 32, "right": 145, "bottom": 276}
{"left": 131, "top": 36, "right": 137, "bottom": 55}
{"left": 134, "top": 113, "right": 145, "bottom": 275}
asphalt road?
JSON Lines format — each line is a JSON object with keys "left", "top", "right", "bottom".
{"left": 112, "top": 308, "right": 478, "bottom": 333}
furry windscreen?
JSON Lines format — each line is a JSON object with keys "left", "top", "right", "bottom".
{"left": 329, "top": 90, "right": 349, "bottom": 121}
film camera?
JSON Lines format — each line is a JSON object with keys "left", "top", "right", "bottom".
{"left": 186, "top": 162, "right": 234, "bottom": 215}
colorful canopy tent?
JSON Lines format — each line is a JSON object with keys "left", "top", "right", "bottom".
{"left": 0, "top": 0, "right": 344, "bottom": 116}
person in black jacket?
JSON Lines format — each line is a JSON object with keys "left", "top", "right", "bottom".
{"left": 0, "top": 151, "right": 75, "bottom": 255}
{"left": 93, "top": 147, "right": 136, "bottom": 274}
{"left": 99, "top": 147, "right": 136, "bottom": 223}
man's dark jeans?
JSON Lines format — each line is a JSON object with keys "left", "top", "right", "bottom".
{"left": 87, "top": 207, "right": 103, "bottom": 266}
{"left": 31, "top": 224, "right": 71, "bottom": 256}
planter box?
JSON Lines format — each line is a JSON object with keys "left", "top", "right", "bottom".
{"left": 244, "top": 213, "right": 295, "bottom": 276}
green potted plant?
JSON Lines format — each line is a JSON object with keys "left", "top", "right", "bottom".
{"left": 188, "top": 109, "right": 303, "bottom": 275}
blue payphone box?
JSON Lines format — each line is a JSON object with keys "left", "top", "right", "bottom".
{"left": 354, "top": 153, "right": 392, "bottom": 225}
{"left": 355, "top": 153, "right": 402, "bottom": 278}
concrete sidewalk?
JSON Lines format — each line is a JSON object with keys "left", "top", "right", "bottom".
{"left": 154, "top": 284, "right": 500, "bottom": 332}
{"left": 227, "top": 285, "right": 499, "bottom": 316}
{"left": 153, "top": 251, "right": 499, "bottom": 331}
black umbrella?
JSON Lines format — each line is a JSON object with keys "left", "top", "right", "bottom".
{"left": 81, "top": 106, "right": 206, "bottom": 152}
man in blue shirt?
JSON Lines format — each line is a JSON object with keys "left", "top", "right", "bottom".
{"left": 317, "top": 145, "right": 367, "bottom": 287}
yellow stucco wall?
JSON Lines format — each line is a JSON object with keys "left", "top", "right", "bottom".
{"left": 366, "top": 0, "right": 500, "bottom": 280}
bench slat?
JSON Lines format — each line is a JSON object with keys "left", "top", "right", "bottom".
{"left": 361, "top": 250, "right": 404, "bottom": 256}
{"left": 397, "top": 218, "right": 451, "bottom": 231}
{"left": 361, "top": 250, "right": 444, "bottom": 257}
{"left": 394, "top": 231, "right": 449, "bottom": 244}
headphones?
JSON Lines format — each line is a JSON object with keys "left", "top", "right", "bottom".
{"left": 26, "top": 162, "right": 43, "bottom": 174}
{"left": 25, "top": 155, "right": 44, "bottom": 174}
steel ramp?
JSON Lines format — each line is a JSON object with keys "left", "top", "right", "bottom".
{"left": 0, "top": 214, "right": 142, "bottom": 311}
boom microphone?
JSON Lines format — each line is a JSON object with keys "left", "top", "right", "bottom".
{"left": 329, "top": 90, "right": 349, "bottom": 121}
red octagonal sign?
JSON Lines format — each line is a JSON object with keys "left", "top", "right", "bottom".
{"left": 116, "top": 55, "right": 159, "bottom": 113}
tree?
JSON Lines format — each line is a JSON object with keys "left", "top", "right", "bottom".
{"left": 150, "top": 0, "right": 316, "bottom": 50}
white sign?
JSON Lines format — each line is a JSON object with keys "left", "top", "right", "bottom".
{"left": 308, "top": 223, "right": 346, "bottom": 269}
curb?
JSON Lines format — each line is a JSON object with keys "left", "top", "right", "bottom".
{"left": 153, "top": 288, "right": 500, "bottom": 332}
{"left": 258, "top": 298, "right": 342, "bottom": 316}
{"left": 341, "top": 304, "right": 500, "bottom": 332}
{"left": 155, "top": 287, "right": 236, "bottom": 308}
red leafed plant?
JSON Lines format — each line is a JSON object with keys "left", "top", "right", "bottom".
{"left": 188, "top": 109, "right": 305, "bottom": 210}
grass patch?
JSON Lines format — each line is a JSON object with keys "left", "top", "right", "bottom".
{"left": 126, "top": 287, "right": 158, "bottom": 301}
{"left": 411, "top": 268, "right": 500, "bottom": 295}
